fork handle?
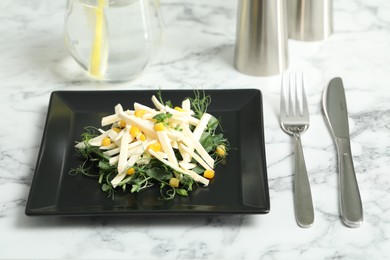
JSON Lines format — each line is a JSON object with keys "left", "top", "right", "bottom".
{"left": 294, "top": 135, "right": 314, "bottom": 228}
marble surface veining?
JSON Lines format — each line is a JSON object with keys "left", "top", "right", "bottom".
{"left": 1, "top": 0, "right": 390, "bottom": 259}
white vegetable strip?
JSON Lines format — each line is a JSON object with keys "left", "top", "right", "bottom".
{"left": 99, "top": 143, "right": 116, "bottom": 150}
{"left": 143, "top": 113, "right": 158, "bottom": 120}
{"left": 193, "top": 113, "right": 211, "bottom": 141}
{"left": 182, "top": 99, "right": 191, "bottom": 111}
{"left": 179, "top": 162, "right": 197, "bottom": 170}
{"left": 109, "top": 156, "right": 118, "bottom": 166}
{"left": 87, "top": 132, "right": 108, "bottom": 147}
{"left": 118, "top": 112, "right": 157, "bottom": 138}
{"left": 192, "top": 138, "right": 214, "bottom": 168}
{"left": 170, "top": 115, "right": 190, "bottom": 125}
{"left": 157, "top": 131, "right": 178, "bottom": 166}
{"left": 146, "top": 139, "right": 157, "bottom": 146}
{"left": 111, "top": 141, "right": 145, "bottom": 188}
{"left": 114, "top": 128, "right": 125, "bottom": 141}
{"left": 128, "top": 140, "right": 143, "bottom": 150}
{"left": 106, "top": 129, "right": 118, "bottom": 141}
{"left": 173, "top": 114, "right": 192, "bottom": 162}
{"left": 111, "top": 144, "right": 145, "bottom": 188}
{"left": 104, "top": 147, "right": 120, "bottom": 157}
{"left": 111, "top": 173, "right": 126, "bottom": 188}
{"left": 188, "top": 116, "right": 200, "bottom": 126}
{"left": 108, "top": 141, "right": 143, "bottom": 165}
{"left": 126, "top": 144, "right": 145, "bottom": 167}
{"left": 171, "top": 140, "right": 178, "bottom": 149}
{"left": 137, "top": 156, "right": 151, "bottom": 165}
{"left": 117, "top": 126, "right": 130, "bottom": 174}
{"left": 181, "top": 124, "right": 215, "bottom": 168}
{"left": 151, "top": 95, "right": 165, "bottom": 110}
{"left": 170, "top": 115, "right": 199, "bottom": 126}
{"left": 178, "top": 144, "right": 192, "bottom": 163}
{"left": 114, "top": 104, "right": 124, "bottom": 114}
{"left": 148, "top": 149, "right": 209, "bottom": 186}
{"left": 101, "top": 114, "right": 119, "bottom": 126}
{"left": 165, "top": 105, "right": 193, "bottom": 117}
{"left": 104, "top": 140, "right": 142, "bottom": 157}
{"left": 133, "top": 102, "right": 156, "bottom": 113}
{"left": 178, "top": 143, "right": 212, "bottom": 171}
{"left": 156, "top": 151, "right": 168, "bottom": 159}
{"left": 107, "top": 128, "right": 124, "bottom": 146}
{"left": 124, "top": 109, "right": 134, "bottom": 115}
{"left": 75, "top": 142, "right": 86, "bottom": 149}
{"left": 183, "top": 169, "right": 209, "bottom": 185}
{"left": 166, "top": 129, "right": 184, "bottom": 141}
{"left": 74, "top": 142, "right": 85, "bottom": 149}
{"left": 88, "top": 141, "right": 102, "bottom": 146}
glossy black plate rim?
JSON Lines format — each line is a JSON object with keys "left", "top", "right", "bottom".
{"left": 25, "top": 89, "right": 269, "bottom": 216}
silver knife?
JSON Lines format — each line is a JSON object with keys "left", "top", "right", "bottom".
{"left": 322, "top": 77, "right": 363, "bottom": 228}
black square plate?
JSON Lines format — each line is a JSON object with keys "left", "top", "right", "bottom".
{"left": 26, "top": 89, "right": 269, "bottom": 216}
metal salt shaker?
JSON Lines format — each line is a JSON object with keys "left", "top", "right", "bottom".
{"left": 287, "top": 0, "right": 333, "bottom": 41}
{"left": 234, "top": 0, "right": 288, "bottom": 76}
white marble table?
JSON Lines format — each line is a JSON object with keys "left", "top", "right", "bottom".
{"left": 1, "top": 0, "right": 389, "bottom": 259}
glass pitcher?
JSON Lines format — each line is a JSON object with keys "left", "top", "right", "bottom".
{"left": 64, "top": 0, "right": 163, "bottom": 82}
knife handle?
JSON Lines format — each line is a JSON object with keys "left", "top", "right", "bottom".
{"left": 294, "top": 135, "right": 314, "bottom": 228}
{"left": 335, "top": 137, "right": 363, "bottom": 227}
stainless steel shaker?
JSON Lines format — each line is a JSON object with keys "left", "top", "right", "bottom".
{"left": 234, "top": 0, "right": 288, "bottom": 76}
{"left": 287, "top": 0, "right": 333, "bottom": 41}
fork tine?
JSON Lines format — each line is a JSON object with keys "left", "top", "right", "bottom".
{"left": 301, "top": 73, "right": 309, "bottom": 118}
{"left": 280, "top": 73, "right": 287, "bottom": 117}
{"left": 288, "top": 73, "right": 295, "bottom": 117}
{"left": 281, "top": 73, "right": 309, "bottom": 120}
{"left": 294, "top": 73, "right": 302, "bottom": 116}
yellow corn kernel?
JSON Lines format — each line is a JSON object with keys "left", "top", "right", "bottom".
{"left": 139, "top": 134, "right": 146, "bottom": 141}
{"left": 126, "top": 167, "right": 135, "bottom": 175}
{"left": 101, "top": 137, "right": 111, "bottom": 146}
{"left": 203, "top": 169, "right": 215, "bottom": 179}
{"left": 112, "top": 127, "right": 121, "bottom": 133}
{"left": 130, "top": 126, "right": 141, "bottom": 138}
{"left": 134, "top": 110, "right": 146, "bottom": 118}
{"left": 174, "top": 106, "right": 184, "bottom": 112}
{"left": 169, "top": 177, "right": 180, "bottom": 188}
{"left": 119, "top": 120, "right": 127, "bottom": 128}
{"left": 215, "top": 145, "right": 226, "bottom": 157}
{"left": 148, "top": 142, "right": 162, "bottom": 152}
{"left": 154, "top": 122, "right": 165, "bottom": 131}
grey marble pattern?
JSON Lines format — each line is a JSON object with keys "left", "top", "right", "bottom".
{"left": 1, "top": 0, "right": 389, "bottom": 259}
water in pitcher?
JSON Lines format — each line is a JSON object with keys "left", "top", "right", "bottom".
{"left": 65, "top": 0, "right": 163, "bottom": 81}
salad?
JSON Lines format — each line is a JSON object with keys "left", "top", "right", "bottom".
{"left": 71, "top": 91, "right": 229, "bottom": 200}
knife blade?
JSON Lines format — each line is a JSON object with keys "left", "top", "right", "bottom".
{"left": 322, "top": 77, "right": 363, "bottom": 228}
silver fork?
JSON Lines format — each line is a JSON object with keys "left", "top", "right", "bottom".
{"left": 280, "top": 73, "right": 314, "bottom": 228}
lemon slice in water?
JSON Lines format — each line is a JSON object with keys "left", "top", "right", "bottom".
{"left": 89, "top": 0, "right": 107, "bottom": 79}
